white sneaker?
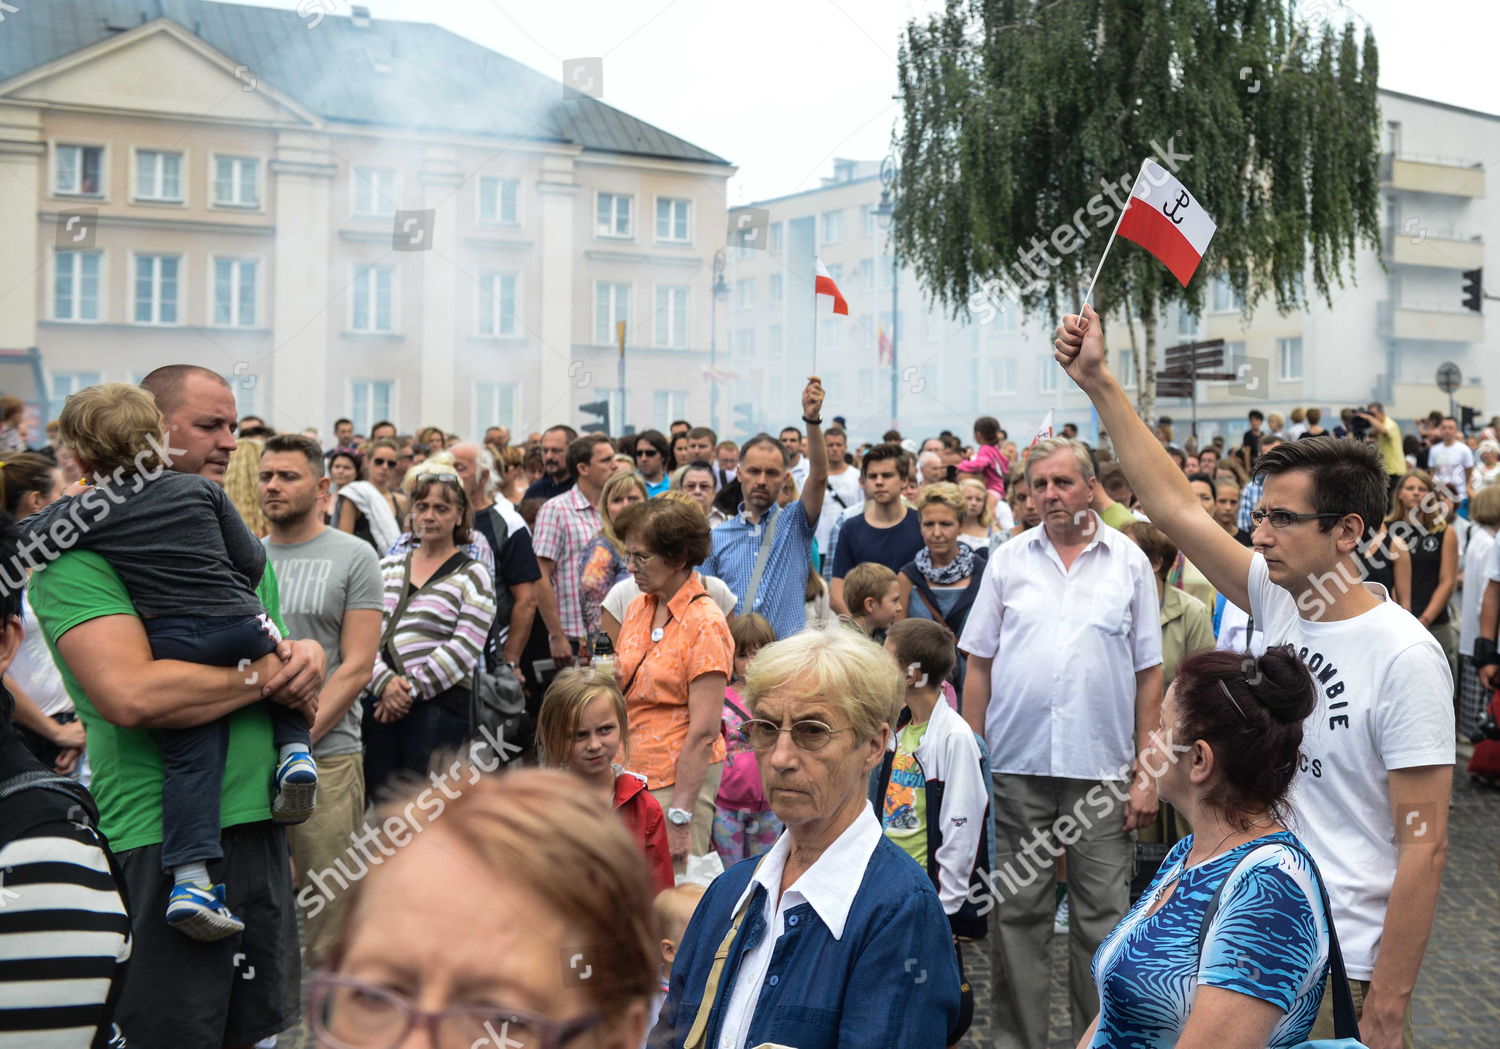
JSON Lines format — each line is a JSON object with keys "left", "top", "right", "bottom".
{"left": 1053, "top": 896, "right": 1070, "bottom": 935}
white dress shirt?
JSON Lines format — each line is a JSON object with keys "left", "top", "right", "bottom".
{"left": 716, "top": 808, "right": 883, "bottom": 1049}
{"left": 958, "top": 513, "right": 1162, "bottom": 780}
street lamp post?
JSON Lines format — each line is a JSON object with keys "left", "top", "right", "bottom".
{"left": 709, "top": 249, "right": 729, "bottom": 436}
{"left": 874, "top": 156, "right": 899, "bottom": 432}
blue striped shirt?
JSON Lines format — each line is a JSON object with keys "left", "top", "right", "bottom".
{"left": 705, "top": 501, "right": 815, "bottom": 639}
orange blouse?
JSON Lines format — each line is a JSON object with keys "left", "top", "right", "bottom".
{"left": 615, "top": 572, "right": 733, "bottom": 789}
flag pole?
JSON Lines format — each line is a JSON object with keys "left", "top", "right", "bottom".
{"left": 1079, "top": 159, "right": 1146, "bottom": 313}
{"left": 812, "top": 255, "right": 819, "bottom": 373}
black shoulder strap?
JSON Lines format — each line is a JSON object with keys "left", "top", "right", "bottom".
{"left": 1196, "top": 839, "right": 1358, "bottom": 1041}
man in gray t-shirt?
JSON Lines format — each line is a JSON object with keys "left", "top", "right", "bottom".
{"left": 258, "top": 436, "right": 382, "bottom": 966}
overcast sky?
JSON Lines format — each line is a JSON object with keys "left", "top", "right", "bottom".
{"left": 228, "top": 0, "right": 1500, "bottom": 204}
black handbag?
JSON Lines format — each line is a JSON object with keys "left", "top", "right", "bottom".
{"left": 468, "top": 658, "right": 531, "bottom": 767}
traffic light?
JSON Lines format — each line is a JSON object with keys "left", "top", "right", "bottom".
{"left": 580, "top": 399, "right": 609, "bottom": 435}
{"left": 1461, "top": 268, "right": 1483, "bottom": 312}
{"left": 733, "top": 402, "right": 755, "bottom": 435}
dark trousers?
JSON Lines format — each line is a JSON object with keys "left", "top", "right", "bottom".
{"left": 145, "top": 613, "right": 298, "bottom": 869}
{"left": 361, "top": 696, "right": 470, "bottom": 803}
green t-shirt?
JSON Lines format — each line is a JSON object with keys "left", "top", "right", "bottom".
{"left": 28, "top": 550, "right": 289, "bottom": 851}
{"left": 882, "top": 719, "right": 930, "bottom": 866}
{"left": 1100, "top": 501, "right": 1136, "bottom": 532}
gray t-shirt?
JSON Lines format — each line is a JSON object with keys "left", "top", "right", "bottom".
{"left": 263, "top": 528, "right": 384, "bottom": 758}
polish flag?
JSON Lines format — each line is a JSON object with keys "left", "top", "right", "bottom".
{"left": 815, "top": 258, "right": 849, "bottom": 315}
{"left": 877, "top": 324, "right": 892, "bottom": 365}
{"left": 1027, "top": 410, "right": 1054, "bottom": 451}
{"left": 1117, "top": 159, "right": 1216, "bottom": 286}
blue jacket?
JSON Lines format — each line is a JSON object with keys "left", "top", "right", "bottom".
{"left": 650, "top": 836, "right": 960, "bottom": 1049}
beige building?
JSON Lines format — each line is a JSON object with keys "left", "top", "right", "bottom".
{"left": 0, "top": 0, "right": 732, "bottom": 438}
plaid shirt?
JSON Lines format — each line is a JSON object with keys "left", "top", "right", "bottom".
{"left": 532, "top": 485, "right": 601, "bottom": 637}
{"left": 1237, "top": 476, "right": 1264, "bottom": 533}
{"left": 704, "top": 500, "right": 815, "bottom": 640}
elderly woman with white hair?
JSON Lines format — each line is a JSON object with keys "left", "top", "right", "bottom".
{"left": 652, "top": 629, "right": 961, "bottom": 1049}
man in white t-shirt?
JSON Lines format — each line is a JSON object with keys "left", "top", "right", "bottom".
{"left": 815, "top": 425, "right": 864, "bottom": 565}
{"left": 1057, "top": 305, "right": 1451, "bottom": 1049}
{"left": 1426, "top": 417, "right": 1474, "bottom": 506}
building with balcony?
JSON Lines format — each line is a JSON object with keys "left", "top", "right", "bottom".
{"left": 726, "top": 90, "right": 1497, "bottom": 447}
{"left": 0, "top": 0, "right": 732, "bottom": 437}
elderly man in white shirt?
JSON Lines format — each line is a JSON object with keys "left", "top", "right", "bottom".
{"left": 959, "top": 438, "right": 1163, "bottom": 1049}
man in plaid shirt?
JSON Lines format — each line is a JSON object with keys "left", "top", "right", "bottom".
{"left": 533, "top": 433, "right": 615, "bottom": 663}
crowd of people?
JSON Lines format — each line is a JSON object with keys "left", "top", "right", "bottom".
{"left": 0, "top": 353, "right": 1490, "bottom": 1049}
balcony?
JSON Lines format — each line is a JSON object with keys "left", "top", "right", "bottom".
{"left": 1381, "top": 152, "right": 1485, "bottom": 197}
{"left": 1378, "top": 301, "right": 1484, "bottom": 342}
{"left": 1383, "top": 227, "right": 1485, "bottom": 269}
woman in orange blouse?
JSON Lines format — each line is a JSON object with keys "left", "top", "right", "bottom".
{"left": 613, "top": 499, "right": 733, "bottom": 871}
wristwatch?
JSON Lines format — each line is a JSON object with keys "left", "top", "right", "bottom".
{"left": 802, "top": 415, "right": 822, "bottom": 426}
{"left": 666, "top": 807, "right": 694, "bottom": 826}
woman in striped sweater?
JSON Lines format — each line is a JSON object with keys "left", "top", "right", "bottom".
{"left": 363, "top": 470, "right": 497, "bottom": 801}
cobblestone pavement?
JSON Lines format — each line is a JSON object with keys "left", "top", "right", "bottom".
{"left": 961, "top": 757, "right": 1500, "bottom": 1049}
{"left": 278, "top": 759, "right": 1498, "bottom": 1049}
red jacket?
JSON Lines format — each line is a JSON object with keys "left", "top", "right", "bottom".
{"left": 613, "top": 768, "right": 674, "bottom": 894}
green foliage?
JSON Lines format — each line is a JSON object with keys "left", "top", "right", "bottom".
{"left": 894, "top": 0, "right": 1382, "bottom": 327}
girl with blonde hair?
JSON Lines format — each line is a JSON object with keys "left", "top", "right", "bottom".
{"left": 579, "top": 471, "right": 648, "bottom": 640}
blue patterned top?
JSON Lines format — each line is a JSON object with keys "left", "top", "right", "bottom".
{"left": 704, "top": 501, "right": 815, "bottom": 641}
{"left": 1090, "top": 831, "right": 1329, "bottom": 1048}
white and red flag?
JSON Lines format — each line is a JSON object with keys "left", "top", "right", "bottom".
{"left": 815, "top": 258, "right": 849, "bottom": 315}
{"left": 1116, "top": 159, "right": 1216, "bottom": 286}
{"left": 1027, "top": 409, "right": 1054, "bottom": 450}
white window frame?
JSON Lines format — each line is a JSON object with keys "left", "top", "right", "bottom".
{"left": 475, "top": 381, "right": 520, "bottom": 433}
{"left": 53, "top": 142, "right": 106, "bottom": 197}
{"left": 596, "top": 192, "right": 634, "bottom": 240}
{"left": 1118, "top": 347, "right": 1138, "bottom": 389}
{"left": 477, "top": 271, "right": 519, "bottom": 337}
{"left": 769, "top": 222, "right": 784, "bottom": 254}
{"left": 350, "top": 263, "right": 396, "bottom": 333}
{"left": 1039, "top": 355, "right": 1059, "bottom": 393}
{"left": 654, "top": 196, "right": 691, "bottom": 244}
{"left": 351, "top": 167, "right": 398, "bottom": 218}
{"left": 349, "top": 379, "right": 396, "bottom": 436}
{"left": 210, "top": 256, "right": 258, "bottom": 328}
{"left": 988, "top": 358, "right": 1017, "bottom": 395}
{"left": 478, "top": 176, "right": 520, "bottom": 226}
{"left": 1211, "top": 276, "right": 1243, "bottom": 314}
{"left": 132, "top": 252, "right": 181, "bottom": 325}
{"left": 52, "top": 250, "right": 103, "bottom": 323}
{"left": 50, "top": 371, "right": 103, "bottom": 402}
{"left": 653, "top": 390, "right": 688, "bottom": 431}
{"left": 736, "top": 278, "right": 755, "bottom": 310}
{"left": 862, "top": 204, "right": 878, "bottom": 237}
{"left": 819, "top": 209, "right": 844, "bottom": 245}
{"left": 654, "top": 285, "right": 689, "bottom": 348}
{"left": 1279, "top": 336, "right": 1304, "bottom": 381}
{"left": 769, "top": 273, "right": 783, "bottom": 305}
{"left": 211, "top": 154, "right": 261, "bottom": 209}
{"left": 595, "top": 281, "right": 631, "bottom": 345}
{"left": 132, "top": 148, "right": 185, "bottom": 203}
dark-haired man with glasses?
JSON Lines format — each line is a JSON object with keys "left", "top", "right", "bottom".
{"left": 1057, "top": 306, "right": 1451, "bottom": 1049}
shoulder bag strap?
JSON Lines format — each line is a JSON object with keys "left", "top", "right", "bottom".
{"left": 684, "top": 854, "right": 770, "bottom": 1049}
{"left": 380, "top": 551, "right": 474, "bottom": 676}
{"left": 742, "top": 508, "right": 785, "bottom": 615}
{"left": 903, "top": 567, "right": 953, "bottom": 632}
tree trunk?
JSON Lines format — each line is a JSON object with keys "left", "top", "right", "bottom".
{"left": 1140, "top": 302, "right": 1157, "bottom": 427}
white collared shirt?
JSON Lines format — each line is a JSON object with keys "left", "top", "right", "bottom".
{"left": 958, "top": 513, "right": 1162, "bottom": 780}
{"left": 716, "top": 808, "right": 883, "bottom": 1049}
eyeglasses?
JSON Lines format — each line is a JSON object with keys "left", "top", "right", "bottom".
{"left": 738, "top": 718, "right": 852, "bottom": 752}
{"left": 623, "top": 551, "right": 657, "bottom": 570}
{"left": 413, "top": 473, "right": 462, "bottom": 486}
{"left": 371, "top": 458, "right": 397, "bottom": 468}
{"left": 308, "top": 974, "right": 600, "bottom": 1049}
{"left": 633, "top": 448, "right": 660, "bottom": 459}
{"left": 1249, "top": 509, "right": 1344, "bottom": 528}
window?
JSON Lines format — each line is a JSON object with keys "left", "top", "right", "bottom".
{"left": 995, "top": 297, "right": 1018, "bottom": 332}
{"left": 353, "top": 167, "right": 397, "bottom": 217}
{"left": 1040, "top": 355, "right": 1059, "bottom": 393}
{"left": 655, "top": 198, "right": 690, "bottom": 243}
{"left": 988, "top": 358, "right": 1017, "bottom": 395}
{"left": 862, "top": 204, "right": 878, "bottom": 237}
{"left": 769, "top": 223, "right": 784, "bottom": 254}
{"left": 880, "top": 255, "right": 896, "bottom": 288}
{"left": 734, "top": 329, "right": 755, "bottom": 358}
{"left": 351, "top": 380, "right": 394, "bottom": 436}
{"left": 596, "top": 193, "right": 632, "bottom": 238}
{"left": 1118, "top": 347, "right": 1138, "bottom": 389}
{"left": 653, "top": 390, "right": 687, "bottom": 430}
{"left": 351, "top": 264, "right": 394, "bottom": 332}
{"left": 1211, "top": 276, "right": 1243, "bottom": 313}
{"left": 1279, "top": 336, "right": 1303, "bottom": 381}
{"left": 769, "top": 324, "right": 783, "bottom": 356}
{"left": 736, "top": 278, "right": 755, "bottom": 309}
{"left": 819, "top": 210, "right": 844, "bottom": 244}
{"left": 134, "top": 254, "right": 180, "bottom": 324}
{"left": 476, "top": 381, "right": 518, "bottom": 432}
{"left": 858, "top": 369, "right": 875, "bottom": 402}
{"left": 478, "top": 272, "right": 518, "bottom": 337}
{"left": 135, "top": 150, "right": 183, "bottom": 202}
{"left": 55, "top": 144, "right": 103, "bottom": 196}
{"left": 213, "top": 156, "right": 259, "bottom": 207}
{"left": 50, "top": 371, "right": 102, "bottom": 401}
{"left": 826, "top": 263, "right": 843, "bottom": 284}
{"left": 595, "top": 281, "right": 630, "bottom": 344}
{"left": 769, "top": 273, "right": 783, "bottom": 305}
{"left": 212, "top": 257, "right": 257, "bottom": 327}
{"left": 1178, "top": 307, "right": 1200, "bottom": 337}
{"left": 53, "top": 251, "right": 101, "bottom": 321}
{"left": 479, "top": 177, "right": 519, "bottom": 225}
{"left": 654, "top": 286, "right": 689, "bottom": 348}
{"left": 860, "top": 259, "right": 876, "bottom": 291}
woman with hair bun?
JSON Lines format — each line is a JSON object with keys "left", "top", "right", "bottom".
{"left": 1079, "top": 646, "right": 1334, "bottom": 1049}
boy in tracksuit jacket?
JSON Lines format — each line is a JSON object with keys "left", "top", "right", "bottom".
{"left": 873, "top": 619, "right": 990, "bottom": 1044}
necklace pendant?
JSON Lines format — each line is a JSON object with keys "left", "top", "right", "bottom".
{"left": 650, "top": 627, "right": 665, "bottom": 642}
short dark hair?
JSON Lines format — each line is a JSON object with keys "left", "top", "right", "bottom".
{"left": 1254, "top": 436, "right": 1384, "bottom": 539}
{"left": 614, "top": 498, "right": 711, "bottom": 568}
{"left": 1187, "top": 472, "right": 1217, "bottom": 499}
{"left": 740, "top": 433, "right": 790, "bottom": 467}
{"left": 370, "top": 419, "right": 396, "bottom": 436}
{"left": 139, "top": 365, "right": 230, "bottom": 418}
{"left": 1098, "top": 461, "right": 1132, "bottom": 502}
{"left": 1248, "top": 410, "right": 1265, "bottom": 423}
{"left": 238, "top": 425, "right": 275, "bottom": 440}
{"left": 1172, "top": 647, "right": 1317, "bottom": 828}
{"left": 568, "top": 435, "right": 613, "bottom": 479}
{"left": 670, "top": 419, "right": 692, "bottom": 433}
{"left": 779, "top": 426, "right": 802, "bottom": 440}
{"left": 544, "top": 424, "right": 578, "bottom": 442}
{"left": 882, "top": 429, "right": 902, "bottom": 444}
{"left": 262, "top": 433, "right": 325, "bottom": 476}
{"left": 824, "top": 426, "right": 846, "bottom": 441}
{"left": 887, "top": 618, "right": 956, "bottom": 687}
{"left": 334, "top": 417, "right": 353, "bottom": 429}
{"left": 861, "top": 443, "right": 909, "bottom": 479}
{"left": 687, "top": 426, "right": 717, "bottom": 445}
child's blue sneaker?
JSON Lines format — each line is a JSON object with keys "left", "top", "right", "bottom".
{"left": 166, "top": 882, "right": 244, "bottom": 941}
{"left": 272, "top": 752, "right": 318, "bottom": 825}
